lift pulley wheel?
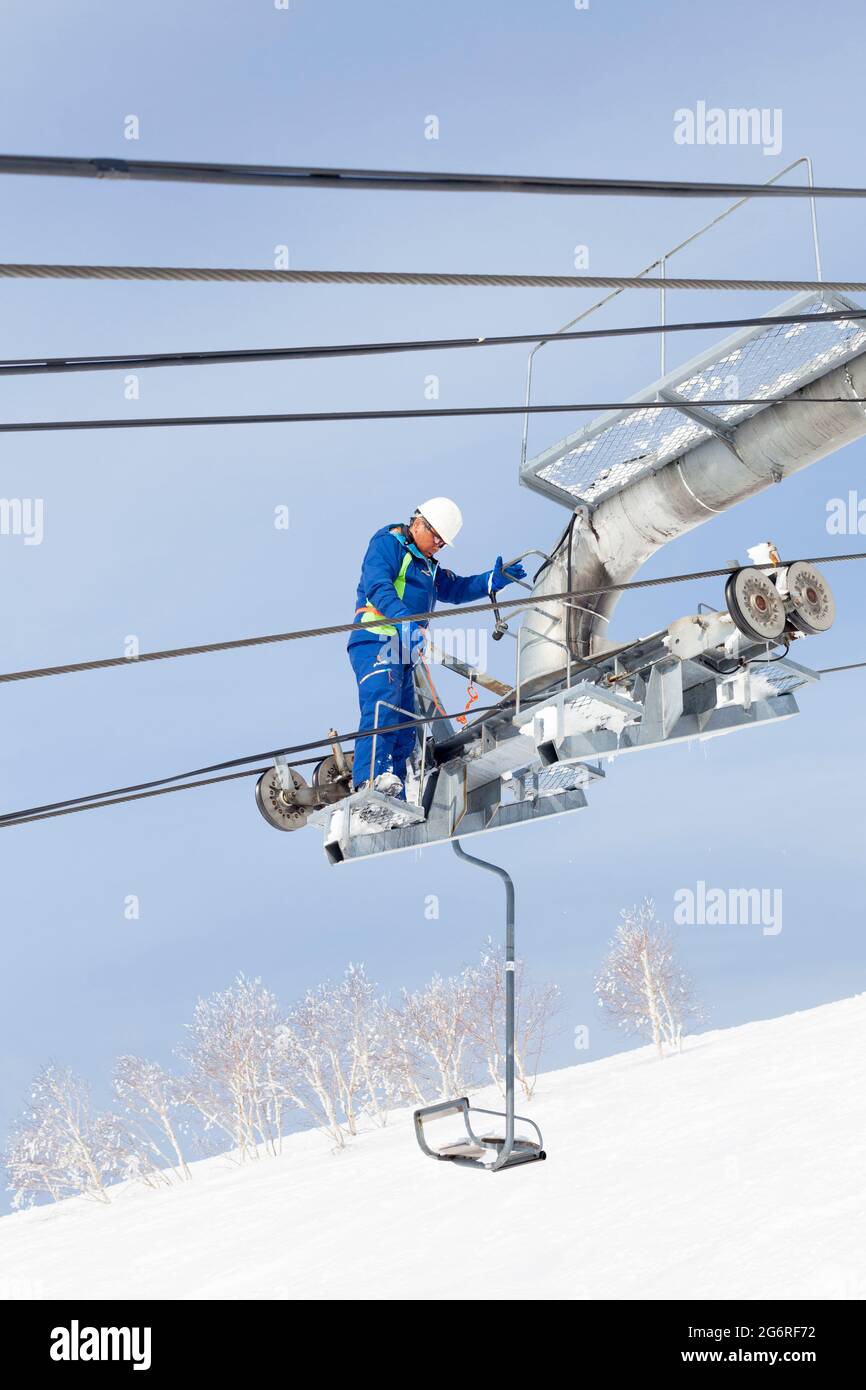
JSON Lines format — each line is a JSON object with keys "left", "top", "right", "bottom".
{"left": 255, "top": 765, "right": 309, "bottom": 831}
{"left": 783, "top": 560, "right": 836, "bottom": 635}
{"left": 312, "top": 752, "right": 354, "bottom": 791}
{"left": 724, "top": 566, "right": 787, "bottom": 643}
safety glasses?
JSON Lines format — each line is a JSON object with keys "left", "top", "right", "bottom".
{"left": 419, "top": 516, "right": 445, "bottom": 547}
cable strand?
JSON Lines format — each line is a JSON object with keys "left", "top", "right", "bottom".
{"left": 2, "top": 308, "right": 865, "bottom": 377}
{"left": 4, "top": 551, "right": 865, "bottom": 685}
{"left": 3, "top": 262, "right": 866, "bottom": 293}
{"left": 4, "top": 396, "right": 866, "bottom": 435}
{"left": 3, "top": 154, "right": 866, "bottom": 199}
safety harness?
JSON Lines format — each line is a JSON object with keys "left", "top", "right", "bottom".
{"left": 354, "top": 526, "right": 430, "bottom": 635}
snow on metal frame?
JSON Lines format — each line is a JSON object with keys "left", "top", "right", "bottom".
{"left": 521, "top": 291, "right": 866, "bottom": 510}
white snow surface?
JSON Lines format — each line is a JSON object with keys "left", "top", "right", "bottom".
{"left": 2, "top": 994, "right": 864, "bottom": 1302}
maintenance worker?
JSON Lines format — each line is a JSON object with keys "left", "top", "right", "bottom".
{"left": 348, "top": 498, "right": 526, "bottom": 798}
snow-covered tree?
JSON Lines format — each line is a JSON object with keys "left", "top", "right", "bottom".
{"left": 4, "top": 952, "right": 561, "bottom": 1206}
{"left": 91, "top": 1109, "right": 170, "bottom": 1192}
{"left": 594, "top": 899, "right": 706, "bottom": 1058}
{"left": 177, "top": 975, "right": 294, "bottom": 1160}
{"left": 5, "top": 1063, "right": 123, "bottom": 1208}
{"left": 400, "top": 971, "right": 479, "bottom": 1099}
{"left": 465, "top": 938, "right": 561, "bottom": 1099}
{"left": 331, "top": 962, "right": 384, "bottom": 1130}
{"left": 337, "top": 963, "right": 396, "bottom": 1127}
{"left": 370, "top": 997, "right": 429, "bottom": 1110}
{"left": 278, "top": 962, "right": 436, "bottom": 1140}
{"left": 112, "top": 1056, "right": 193, "bottom": 1183}
{"left": 277, "top": 981, "right": 353, "bottom": 1148}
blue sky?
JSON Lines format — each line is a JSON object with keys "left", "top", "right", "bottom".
{"left": 1, "top": 0, "right": 865, "bottom": 1206}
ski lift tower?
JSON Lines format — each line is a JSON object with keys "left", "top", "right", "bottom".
{"left": 256, "top": 161, "right": 866, "bottom": 864}
{"left": 517, "top": 289, "right": 866, "bottom": 689}
{"left": 257, "top": 288, "right": 866, "bottom": 862}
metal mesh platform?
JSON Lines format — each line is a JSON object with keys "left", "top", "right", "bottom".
{"left": 745, "top": 658, "right": 817, "bottom": 700}
{"left": 521, "top": 291, "right": 866, "bottom": 509}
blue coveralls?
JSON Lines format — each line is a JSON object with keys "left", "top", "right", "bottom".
{"left": 348, "top": 523, "right": 493, "bottom": 792}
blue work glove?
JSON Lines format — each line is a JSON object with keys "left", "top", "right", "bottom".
{"left": 490, "top": 555, "right": 527, "bottom": 593}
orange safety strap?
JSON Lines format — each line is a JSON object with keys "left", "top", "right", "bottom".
{"left": 461, "top": 681, "right": 480, "bottom": 722}
{"left": 418, "top": 651, "right": 449, "bottom": 717}
{"left": 419, "top": 652, "right": 478, "bottom": 727}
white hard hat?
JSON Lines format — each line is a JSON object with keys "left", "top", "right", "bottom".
{"left": 416, "top": 497, "right": 463, "bottom": 546}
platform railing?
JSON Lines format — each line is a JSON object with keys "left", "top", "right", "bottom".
{"left": 519, "top": 155, "right": 823, "bottom": 478}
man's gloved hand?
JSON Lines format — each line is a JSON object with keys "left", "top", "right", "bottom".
{"left": 490, "top": 555, "right": 527, "bottom": 593}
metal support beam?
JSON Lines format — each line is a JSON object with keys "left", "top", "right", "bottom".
{"left": 451, "top": 840, "right": 517, "bottom": 1172}
{"left": 657, "top": 387, "right": 742, "bottom": 458}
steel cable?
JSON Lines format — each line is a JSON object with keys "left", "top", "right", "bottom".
{"left": 2, "top": 261, "right": 866, "bottom": 293}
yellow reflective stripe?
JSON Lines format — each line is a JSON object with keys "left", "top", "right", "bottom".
{"left": 393, "top": 550, "right": 412, "bottom": 599}
{"left": 359, "top": 609, "right": 396, "bottom": 635}
{"left": 359, "top": 549, "right": 414, "bottom": 634}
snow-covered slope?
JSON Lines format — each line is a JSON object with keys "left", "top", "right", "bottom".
{"left": 2, "top": 995, "right": 865, "bottom": 1302}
